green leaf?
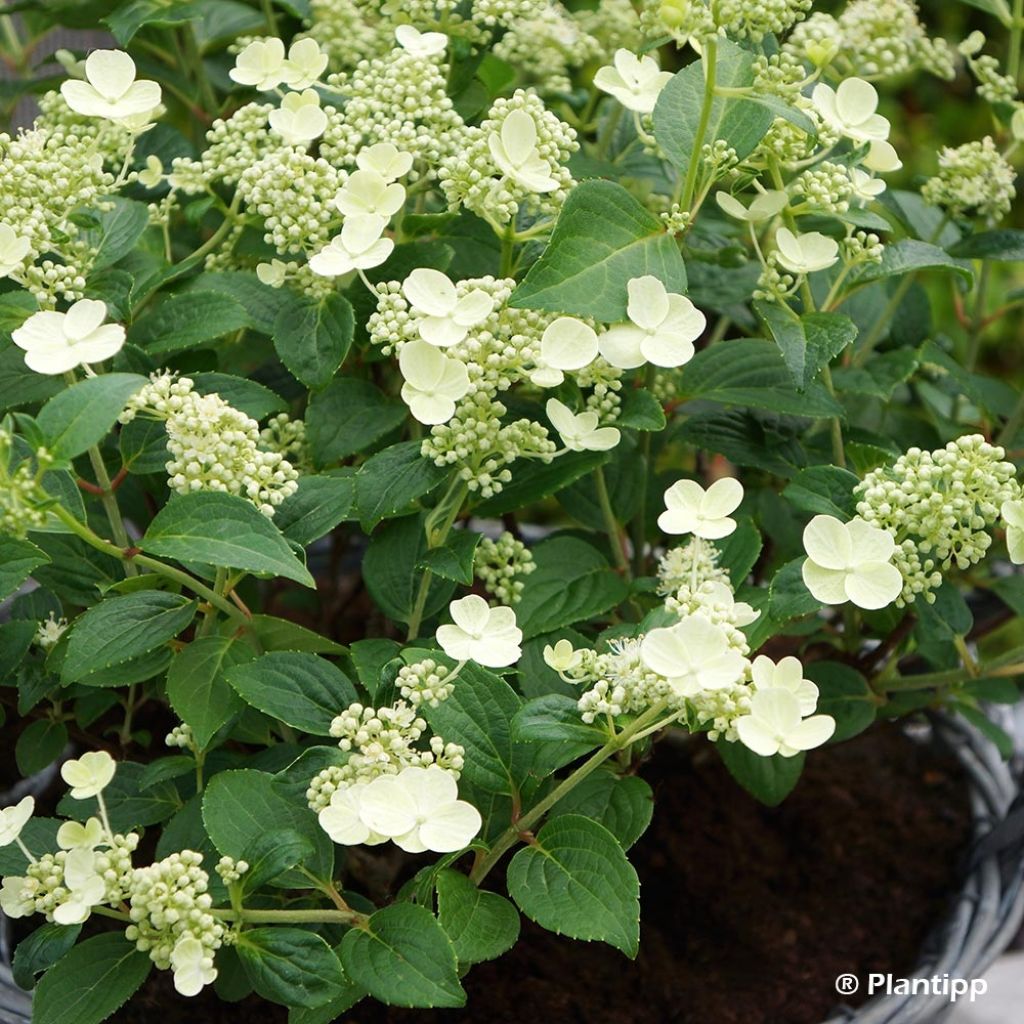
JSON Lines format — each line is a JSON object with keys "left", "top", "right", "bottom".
{"left": 82, "top": 198, "right": 151, "bottom": 270}
{"left": 949, "top": 229, "right": 1024, "bottom": 260}
{"left": 768, "top": 558, "right": 820, "bottom": 621}
{"left": 16, "top": 719, "right": 68, "bottom": 775}
{"left": 0, "top": 817, "right": 60, "bottom": 875}
{"left": 516, "top": 536, "right": 628, "bottom": 639}
{"left": 203, "top": 769, "right": 333, "bottom": 887}
{"left": 653, "top": 38, "right": 772, "bottom": 180}
{"left": 12, "top": 923, "right": 81, "bottom": 991}
{"left": 129, "top": 289, "right": 253, "bottom": 356}
{"left": 33, "top": 933, "right": 152, "bottom": 1024}
{"left": 105, "top": 0, "right": 202, "bottom": 44}
{"left": 237, "top": 928, "right": 348, "bottom": 1008}
{"left": 436, "top": 870, "right": 520, "bottom": 964}
{"left": 191, "top": 372, "right": 287, "bottom": 419}
{"left": 62, "top": 591, "right": 197, "bottom": 683}
{"left": 185, "top": 273, "right": 289, "bottom": 336}
{"left": 307, "top": 379, "right": 407, "bottom": 465}
{"left": 240, "top": 829, "right": 316, "bottom": 893}
{"left": 551, "top": 770, "right": 654, "bottom": 849}
{"left": 679, "top": 339, "right": 843, "bottom": 418}
{"left": 471, "top": 450, "right": 611, "bottom": 517}
{"left": 141, "top": 492, "right": 314, "bottom": 587}
{"left": 832, "top": 348, "right": 919, "bottom": 399}
{"left": 350, "top": 638, "right": 402, "bottom": 698}
{"left": 246, "top": 614, "right": 346, "bottom": 654}
{"left": 355, "top": 441, "right": 448, "bottom": 529}
{"left": 363, "top": 513, "right": 456, "bottom": 625}
{"left": 716, "top": 741, "right": 805, "bottom": 806}
{"left": 37, "top": 374, "right": 146, "bottom": 460}
{"left": 714, "top": 516, "right": 762, "bottom": 586}
{"left": 853, "top": 239, "right": 972, "bottom": 286}
{"left": 510, "top": 180, "right": 687, "bottom": 321}
{"left": 783, "top": 465, "right": 859, "bottom": 519}
{"left": 0, "top": 619, "right": 36, "bottom": 683}
{"left": 0, "top": 536, "right": 49, "bottom": 600}
{"left": 417, "top": 528, "right": 480, "bottom": 585}
{"left": 0, "top": 344, "right": 61, "bottom": 413}
{"left": 512, "top": 694, "right": 608, "bottom": 747}
{"left": 805, "top": 661, "right": 876, "bottom": 742}
{"left": 273, "top": 292, "right": 355, "bottom": 390}
{"left": 166, "top": 635, "right": 253, "bottom": 750}
{"left": 507, "top": 814, "right": 640, "bottom": 956}
{"left": 423, "top": 662, "right": 521, "bottom": 795}
{"left": 616, "top": 389, "right": 666, "bottom": 431}
{"left": 756, "top": 304, "right": 858, "bottom": 389}
{"left": 275, "top": 473, "right": 356, "bottom": 546}
{"left": 340, "top": 903, "right": 465, "bottom": 1008}
{"left": 226, "top": 651, "right": 358, "bottom": 735}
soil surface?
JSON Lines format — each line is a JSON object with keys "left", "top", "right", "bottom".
{"left": 35, "top": 723, "right": 974, "bottom": 1024}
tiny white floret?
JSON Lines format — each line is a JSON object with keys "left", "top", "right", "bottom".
{"left": 61, "top": 750, "right": 117, "bottom": 800}
{"left": 593, "top": 49, "right": 673, "bottom": 114}
{"left": 402, "top": 268, "right": 495, "bottom": 347}
{"left": 736, "top": 688, "right": 836, "bottom": 758}
{"left": 546, "top": 398, "right": 621, "bottom": 453}
{"left": 399, "top": 340, "right": 471, "bottom": 424}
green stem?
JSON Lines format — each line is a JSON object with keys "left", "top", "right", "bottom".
{"left": 677, "top": 38, "right": 718, "bottom": 213}
{"left": 819, "top": 365, "right": 846, "bottom": 469}
{"left": 499, "top": 225, "right": 516, "bottom": 278}
{"left": 1010, "top": 0, "right": 1024, "bottom": 84}
{"left": 405, "top": 480, "right": 468, "bottom": 641}
{"left": 181, "top": 26, "right": 217, "bottom": 114}
{"left": 51, "top": 505, "right": 250, "bottom": 626}
{"left": 260, "top": 0, "right": 279, "bottom": 34}
{"left": 630, "top": 364, "right": 657, "bottom": 577}
{"left": 853, "top": 274, "right": 915, "bottom": 367}
{"left": 86, "top": 446, "right": 138, "bottom": 577}
{"left": 469, "top": 702, "right": 669, "bottom": 884}
{"left": 881, "top": 644, "right": 1024, "bottom": 691}
{"left": 594, "top": 465, "right": 631, "bottom": 577}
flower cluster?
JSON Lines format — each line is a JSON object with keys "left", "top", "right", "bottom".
{"left": 474, "top": 531, "right": 536, "bottom": 605}
{"left": 651, "top": 0, "right": 812, "bottom": 44}
{"left": 787, "top": 0, "right": 954, "bottom": 80}
{"left": 854, "top": 435, "right": 1021, "bottom": 604}
{"left": 0, "top": 427, "right": 52, "bottom": 538}
{"left": 119, "top": 373, "right": 300, "bottom": 516}
{"left": 921, "top": 137, "right": 1017, "bottom": 225}
{"left": 438, "top": 90, "right": 577, "bottom": 227}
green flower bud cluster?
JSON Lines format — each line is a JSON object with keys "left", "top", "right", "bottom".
{"left": 921, "top": 137, "right": 1017, "bottom": 224}
{"left": 474, "top": 531, "right": 536, "bottom": 605}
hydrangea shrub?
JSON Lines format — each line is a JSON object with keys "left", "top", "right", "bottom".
{"left": 0, "top": 0, "right": 1023, "bottom": 1018}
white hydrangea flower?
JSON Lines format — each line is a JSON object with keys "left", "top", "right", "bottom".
{"left": 61, "top": 750, "right": 117, "bottom": 800}
{"left": 849, "top": 167, "right": 886, "bottom": 203}
{"left": 309, "top": 214, "right": 394, "bottom": 277}
{"left": 863, "top": 139, "right": 902, "bottom": 173}
{"left": 357, "top": 765, "right": 482, "bottom": 853}
{"left": 750, "top": 656, "right": 819, "bottom": 715}
{"left": 281, "top": 38, "right": 328, "bottom": 90}
{"left": 395, "top": 24, "right": 448, "bottom": 58}
{"left": 356, "top": 143, "right": 415, "bottom": 182}
{"left": 598, "top": 275, "right": 705, "bottom": 369}
{"left": 640, "top": 614, "right": 747, "bottom": 697}
{"left": 0, "top": 796, "right": 33, "bottom": 847}
{"left": 332, "top": 170, "right": 406, "bottom": 218}
{"left": 229, "top": 38, "right": 287, "bottom": 91}
{"left": 543, "top": 638, "right": 583, "bottom": 673}
{"left": 60, "top": 49, "right": 161, "bottom": 123}
{"left": 401, "top": 268, "right": 495, "bottom": 347}
{"left": 268, "top": 89, "right": 327, "bottom": 146}
{"left": 256, "top": 259, "right": 288, "bottom": 287}
{"left": 0, "top": 222, "right": 31, "bottom": 277}
{"left": 1001, "top": 499, "right": 1024, "bottom": 563}
{"left": 658, "top": 477, "right": 743, "bottom": 539}
{"left": 0, "top": 877, "right": 28, "bottom": 918}
{"left": 593, "top": 49, "right": 673, "bottom": 114}
{"left": 546, "top": 397, "right": 621, "bottom": 453}
{"left": 811, "top": 78, "right": 890, "bottom": 143}
{"left": 488, "top": 109, "right": 560, "bottom": 193}
{"left": 715, "top": 190, "right": 788, "bottom": 223}
{"left": 53, "top": 848, "right": 106, "bottom": 925}
{"left": 170, "top": 936, "right": 218, "bottom": 997}
{"left": 56, "top": 817, "right": 105, "bottom": 851}
{"left": 436, "top": 593, "right": 523, "bottom": 667}
{"left": 12, "top": 299, "right": 126, "bottom": 375}
{"left": 318, "top": 786, "right": 387, "bottom": 847}
{"left": 540, "top": 316, "right": 599, "bottom": 371}
{"left": 399, "top": 340, "right": 471, "bottom": 424}
{"left": 736, "top": 688, "right": 836, "bottom": 758}
{"left": 801, "top": 515, "right": 903, "bottom": 610}
{"left": 773, "top": 228, "right": 840, "bottom": 275}
{"left": 137, "top": 154, "right": 163, "bottom": 189}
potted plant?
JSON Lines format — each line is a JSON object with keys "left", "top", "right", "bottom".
{"left": 1, "top": 0, "right": 1023, "bottom": 1021}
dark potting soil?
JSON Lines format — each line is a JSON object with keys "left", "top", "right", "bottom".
{"left": 107, "top": 723, "right": 971, "bottom": 1024}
